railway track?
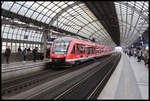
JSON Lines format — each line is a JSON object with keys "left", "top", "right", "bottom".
{"left": 53, "top": 53, "right": 121, "bottom": 99}
{"left": 2, "top": 53, "right": 113, "bottom": 98}
{"left": 3, "top": 53, "right": 120, "bottom": 99}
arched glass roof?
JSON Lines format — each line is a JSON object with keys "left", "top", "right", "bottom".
{"left": 1, "top": 1, "right": 149, "bottom": 48}
{"left": 114, "top": 1, "right": 149, "bottom": 47}
{"left": 1, "top": 1, "right": 116, "bottom": 47}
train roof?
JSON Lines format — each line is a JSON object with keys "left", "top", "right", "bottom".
{"left": 54, "top": 37, "right": 73, "bottom": 42}
{"left": 54, "top": 37, "right": 107, "bottom": 47}
{"left": 73, "top": 38, "right": 105, "bottom": 47}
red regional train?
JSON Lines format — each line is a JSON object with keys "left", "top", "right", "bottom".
{"left": 50, "top": 37, "right": 112, "bottom": 67}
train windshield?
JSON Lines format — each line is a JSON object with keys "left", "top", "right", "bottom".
{"left": 52, "top": 41, "right": 69, "bottom": 54}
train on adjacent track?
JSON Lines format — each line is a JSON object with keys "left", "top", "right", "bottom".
{"left": 50, "top": 37, "right": 112, "bottom": 67}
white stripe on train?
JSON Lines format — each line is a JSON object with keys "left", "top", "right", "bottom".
{"left": 66, "top": 52, "right": 112, "bottom": 62}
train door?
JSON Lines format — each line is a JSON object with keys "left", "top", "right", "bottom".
{"left": 79, "top": 44, "right": 84, "bottom": 58}
{"left": 85, "top": 45, "right": 88, "bottom": 57}
{"left": 103, "top": 47, "right": 107, "bottom": 54}
{"left": 101, "top": 47, "right": 105, "bottom": 54}
{"left": 88, "top": 46, "right": 93, "bottom": 57}
{"left": 81, "top": 44, "right": 86, "bottom": 57}
{"left": 76, "top": 44, "right": 81, "bottom": 59}
{"left": 70, "top": 44, "right": 76, "bottom": 59}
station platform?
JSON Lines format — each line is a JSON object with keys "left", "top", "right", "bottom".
{"left": 2, "top": 60, "right": 50, "bottom": 72}
{"left": 98, "top": 52, "right": 149, "bottom": 99}
{"left": 2, "top": 60, "right": 42, "bottom": 68}
{"left": 2, "top": 59, "right": 50, "bottom": 81}
{"left": 2, "top": 60, "right": 48, "bottom": 68}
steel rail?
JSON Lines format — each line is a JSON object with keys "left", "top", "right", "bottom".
{"left": 53, "top": 53, "right": 118, "bottom": 99}
{"left": 2, "top": 54, "right": 113, "bottom": 97}
{"left": 87, "top": 53, "right": 121, "bottom": 99}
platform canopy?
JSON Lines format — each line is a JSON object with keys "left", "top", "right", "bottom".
{"left": 1, "top": 1, "right": 149, "bottom": 48}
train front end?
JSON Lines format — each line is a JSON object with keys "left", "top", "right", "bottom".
{"left": 50, "top": 37, "right": 73, "bottom": 67}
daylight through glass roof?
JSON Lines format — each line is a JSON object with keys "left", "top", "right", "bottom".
{"left": 114, "top": 1, "right": 149, "bottom": 47}
{"left": 1, "top": 1, "right": 149, "bottom": 48}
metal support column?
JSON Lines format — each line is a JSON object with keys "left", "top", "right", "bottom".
{"left": 42, "top": 29, "right": 48, "bottom": 61}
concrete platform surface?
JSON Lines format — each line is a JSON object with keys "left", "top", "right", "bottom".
{"left": 98, "top": 52, "right": 149, "bottom": 99}
{"left": 2, "top": 60, "right": 49, "bottom": 68}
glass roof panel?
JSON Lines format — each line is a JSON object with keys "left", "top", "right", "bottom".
{"left": 36, "top": 5, "right": 45, "bottom": 12}
{"left": 2, "top": 2, "right": 12, "bottom": 10}
{"left": 25, "top": 9, "right": 34, "bottom": 17}
{"left": 31, "top": 12, "right": 39, "bottom": 19}
{"left": 10, "top": 3, "right": 22, "bottom": 13}
{"left": 30, "top": 3, "right": 40, "bottom": 11}
{"left": 23, "top": 2, "right": 34, "bottom": 8}
{"left": 18, "top": 6, "right": 28, "bottom": 15}
{"left": 16, "top": 1, "right": 26, "bottom": 5}
{"left": 67, "top": 1, "right": 74, "bottom": 5}
{"left": 57, "top": 2, "right": 65, "bottom": 7}
{"left": 61, "top": 3, "right": 68, "bottom": 9}
{"left": 42, "top": 2, "right": 51, "bottom": 7}
{"left": 114, "top": 1, "right": 149, "bottom": 47}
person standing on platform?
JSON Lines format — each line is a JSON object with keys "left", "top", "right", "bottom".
{"left": 18, "top": 46, "right": 22, "bottom": 53}
{"left": 22, "top": 48, "right": 27, "bottom": 63}
{"left": 27, "top": 47, "right": 31, "bottom": 53}
{"left": 133, "top": 49, "right": 137, "bottom": 58}
{"left": 124, "top": 49, "right": 127, "bottom": 54}
{"left": 46, "top": 47, "right": 50, "bottom": 59}
{"left": 127, "top": 48, "right": 130, "bottom": 56}
{"left": 5, "top": 46, "right": 11, "bottom": 64}
{"left": 33, "top": 47, "right": 38, "bottom": 62}
{"left": 128, "top": 49, "right": 132, "bottom": 58}
{"left": 144, "top": 49, "right": 149, "bottom": 68}
{"left": 131, "top": 49, "right": 134, "bottom": 56}
{"left": 137, "top": 49, "right": 142, "bottom": 62}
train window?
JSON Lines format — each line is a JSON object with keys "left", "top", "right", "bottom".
{"left": 71, "top": 45, "right": 75, "bottom": 54}
{"left": 52, "top": 41, "right": 70, "bottom": 54}
{"left": 106, "top": 48, "right": 108, "bottom": 52}
{"left": 79, "top": 44, "right": 85, "bottom": 54}
{"left": 91, "top": 47, "right": 93, "bottom": 54}
{"left": 89, "top": 47, "right": 91, "bottom": 54}
{"left": 96, "top": 47, "right": 99, "bottom": 53}
{"left": 98, "top": 47, "right": 102, "bottom": 53}
{"left": 82, "top": 45, "right": 85, "bottom": 53}
{"left": 93, "top": 47, "right": 95, "bottom": 53}
{"left": 80, "top": 45, "right": 83, "bottom": 53}
{"left": 86, "top": 46, "right": 88, "bottom": 54}
{"left": 92, "top": 47, "right": 94, "bottom": 54}
{"left": 101, "top": 48, "right": 104, "bottom": 53}
{"left": 77, "top": 44, "right": 80, "bottom": 54}
{"left": 87, "top": 46, "right": 92, "bottom": 54}
{"left": 87, "top": 46, "right": 90, "bottom": 54}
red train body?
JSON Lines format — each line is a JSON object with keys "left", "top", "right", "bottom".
{"left": 50, "top": 37, "right": 112, "bottom": 66}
